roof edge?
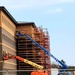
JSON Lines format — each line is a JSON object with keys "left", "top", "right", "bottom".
{"left": 17, "top": 22, "right": 36, "bottom": 27}
{"left": 0, "top": 6, "right": 36, "bottom": 27}
{"left": 0, "top": 6, "right": 17, "bottom": 25}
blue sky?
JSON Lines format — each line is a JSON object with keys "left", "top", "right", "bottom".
{"left": 0, "top": 0, "right": 75, "bottom": 66}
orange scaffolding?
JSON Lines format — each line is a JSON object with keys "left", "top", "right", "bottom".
{"left": 32, "top": 27, "right": 51, "bottom": 75}
{"left": 16, "top": 26, "right": 51, "bottom": 75}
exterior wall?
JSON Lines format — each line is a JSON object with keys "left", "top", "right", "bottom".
{"left": 0, "top": 45, "right": 3, "bottom": 69}
{"left": 0, "top": 11, "right": 3, "bottom": 75}
{"left": 73, "top": 71, "right": 75, "bottom": 75}
{"left": 16, "top": 24, "right": 35, "bottom": 75}
{"left": 0, "top": 10, "right": 17, "bottom": 73}
{"left": 0, "top": 11, "right": 1, "bottom": 26}
{"left": 0, "top": 28, "right": 2, "bottom": 61}
{"left": 16, "top": 25, "right": 34, "bottom": 37}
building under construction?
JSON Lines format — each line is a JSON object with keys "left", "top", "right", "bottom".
{"left": 0, "top": 6, "right": 51, "bottom": 75}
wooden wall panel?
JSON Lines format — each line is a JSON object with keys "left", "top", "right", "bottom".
{"left": 1, "top": 11, "right": 16, "bottom": 36}
{"left": 2, "top": 28, "right": 15, "bottom": 41}
{"left": 2, "top": 45, "right": 16, "bottom": 55}
{"left": 2, "top": 34, "right": 16, "bottom": 49}
{"left": 0, "top": 10, "right": 17, "bottom": 72}
{"left": 2, "top": 23, "right": 15, "bottom": 36}
{"left": 17, "top": 25, "right": 34, "bottom": 37}
{"left": 0, "top": 45, "right": 2, "bottom": 60}
{"left": 0, "top": 27, "right": 2, "bottom": 43}
{"left": 3, "top": 62, "right": 17, "bottom": 69}
{"left": 0, "top": 45, "right": 3, "bottom": 73}
{"left": 0, "top": 62, "right": 3, "bottom": 75}
{"left": 0, "top": 11, "right": 1, "bottom": 26}
{"left": 1, "top": 11, "right": 16, "bottom": 28}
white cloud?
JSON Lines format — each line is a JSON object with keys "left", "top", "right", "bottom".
{"left": 0, "top": 0, "right": 75, "bottom": 10}
{"left": 47, "top": 8, "right": 63, "bottom": 14}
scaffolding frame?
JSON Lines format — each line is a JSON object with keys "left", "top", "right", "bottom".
{"left": 16, "top": 26, "right": 51, "bottom": 75}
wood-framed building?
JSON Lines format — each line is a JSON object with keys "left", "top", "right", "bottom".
{"left": 0, "top": 6, "right": 51, "bottom": 75}
{"left": 0, "top": 6, "right": 17, "bottom": 75}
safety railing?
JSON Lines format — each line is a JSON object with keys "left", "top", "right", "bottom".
{"left": 0, "top": 69, "right": 75, "bottom": 75}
